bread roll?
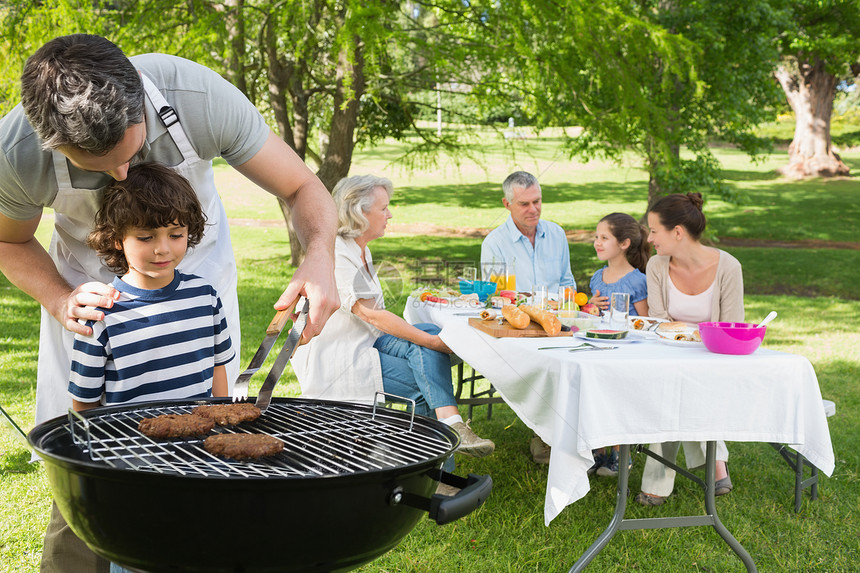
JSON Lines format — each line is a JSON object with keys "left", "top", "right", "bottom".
{"left": 520, "top": 305, "right": 562, "bottom": 336}
{"left": 501, "top": 304, "right": 530, "bottom": 329}
{"left": 656, "top": 321, "right": 693, "bottom": 334}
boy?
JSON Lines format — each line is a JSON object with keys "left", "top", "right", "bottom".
{"left": 69, "top": 163, "right": 234, "bottom": 411}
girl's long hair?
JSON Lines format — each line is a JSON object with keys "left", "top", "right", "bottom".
{"left": 600, "top": 212, "right": 651, "bottom": 273}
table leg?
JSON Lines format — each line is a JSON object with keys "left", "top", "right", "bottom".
{"left": 701, "top": 442, "right": 758, "bottom": 572}
{"left": 568, "top": 442, "right": 757, "bottom": 573}
{"left": 568, "top": 445, "right": 632, "bottom": 572}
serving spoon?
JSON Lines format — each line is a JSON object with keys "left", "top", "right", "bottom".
{"left": 757, "top": 311, "right": 777, "bottom": 328}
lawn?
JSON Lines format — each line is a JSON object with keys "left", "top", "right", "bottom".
{"left": 1, "top": 138, "right": 858, "bottom": 572}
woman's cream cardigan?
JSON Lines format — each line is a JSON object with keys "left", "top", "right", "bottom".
{"left": 646, "top": 249, "right": 744, "bottom": 322}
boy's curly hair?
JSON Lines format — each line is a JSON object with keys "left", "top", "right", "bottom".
{"left": 87, "top": 163, "right": 207, "bottom": 274}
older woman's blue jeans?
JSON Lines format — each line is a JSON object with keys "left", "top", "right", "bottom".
{"left": 373, "top": 323, "right": 457, "bottom": 419}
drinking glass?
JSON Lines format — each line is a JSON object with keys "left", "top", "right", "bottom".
{"left": 505, "top": 257, "right": 517, "bottom": 291}
{"left": 557, "top": 286, "right": 577, "bottom": 315}
{"left": 609, "top": 292, "right": 630, "bottom": 330}
{"left": 462, "top": 266, "right": 477, "bottom": 282}
{"left": 481, "top": 261, "right": 507, "bottom": 292}
{"left": 533, "top": 285, "right": 549, "bottom": 310}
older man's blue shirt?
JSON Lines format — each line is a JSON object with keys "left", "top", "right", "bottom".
{"left": 480, "top": 215, "right": 576, "bottom": 292}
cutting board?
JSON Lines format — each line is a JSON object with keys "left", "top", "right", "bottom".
{"left": 468, "top": 317, "right": 573, "bottom": 338}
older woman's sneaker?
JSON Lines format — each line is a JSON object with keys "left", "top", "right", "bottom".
{"left": 451, "top": 421, "right": 495, "bottom": 457}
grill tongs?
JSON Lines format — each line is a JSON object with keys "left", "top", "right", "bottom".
{"left": 254, "top": 297, "right": 309, "bottom": 413}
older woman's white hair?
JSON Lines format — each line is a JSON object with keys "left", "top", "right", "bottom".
{"left": 333, "top": 174, "right": 394, "bottom": 239}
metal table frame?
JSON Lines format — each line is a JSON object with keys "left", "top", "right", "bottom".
{"left": 569, "top": 442, "right": 757, "bottom": 572}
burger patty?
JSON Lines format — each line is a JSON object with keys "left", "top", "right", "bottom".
{"left": 138, "top": 414, "right": 215, "bottom": 439}
{"left": 192, "top": 403, "right": 261, "bottom": 426}
{"left": 203, "top": 433, "right": 284, "bottom": 460}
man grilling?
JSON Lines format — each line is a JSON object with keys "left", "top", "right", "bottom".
{"left": 0, "top": 34, "right": 338, "bottom": 572}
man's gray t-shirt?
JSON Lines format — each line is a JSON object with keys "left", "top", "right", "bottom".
{"left": 0, "top": 53, "right": 269, "bottom": 221}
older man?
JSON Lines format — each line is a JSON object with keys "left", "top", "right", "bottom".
{"left": 480, "top": 171, "right": 576, "bottom": 293}
{"left": 480, "top": 171, "right": 576, "bottom": 464}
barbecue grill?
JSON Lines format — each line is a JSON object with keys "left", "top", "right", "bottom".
{"left": 29, "top": 397, "right": 492, "bottom": 573}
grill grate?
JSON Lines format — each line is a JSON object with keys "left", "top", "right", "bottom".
{"left": 65, "top": 401, "right": 454, "bottom": 479}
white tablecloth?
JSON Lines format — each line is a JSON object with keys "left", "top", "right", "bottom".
{"left": 404, "top": 298, "right": 836, "bottom": 526}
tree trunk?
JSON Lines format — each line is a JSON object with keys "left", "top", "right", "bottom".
{"left": 315, "top": 38, "right": 366, "bottom": 192}
{"left": 647, "top": 172, "right": 662, "bottom": 210}
{"left": 774, "top": 57, "right": 849, "bottom": 178}
{"left": 644, "top": 134, "right": 678, "bottom": 213}
{"left": 264, "top": 16, "right": 306, "bottom": 266}
{"left": 222, "top": 0, "right": 248, "bottom": 98}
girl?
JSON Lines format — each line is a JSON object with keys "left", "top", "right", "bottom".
{"left": 589, "top": 212, "right": 651, "bottom": 317}
{"left": 587, "top": 212, "right": 651, "bottom": 477}
{"left": 635, "top": 192, "right": 744, "bottom": 506}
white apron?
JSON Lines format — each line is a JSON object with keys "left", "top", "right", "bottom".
{"left": 34, "top": 74, "right": 241, "bottom": 426}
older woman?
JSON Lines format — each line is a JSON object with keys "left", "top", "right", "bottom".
{"left": 292, "top": 174, "right": 494, "bottom": 457}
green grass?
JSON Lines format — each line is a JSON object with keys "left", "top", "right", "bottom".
{"left": 217, "top": 141, "right": 860, "bottom": 245}
{"left": 2, "top": 134, "right": 859, "bottom": 572}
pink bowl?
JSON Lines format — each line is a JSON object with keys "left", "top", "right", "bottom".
{"left": 699, "top": 322, "right": 766, "bottom": 355}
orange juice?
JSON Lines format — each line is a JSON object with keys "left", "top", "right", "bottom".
{"left": 506, "top": 274, "right": 517, "bottom": 291}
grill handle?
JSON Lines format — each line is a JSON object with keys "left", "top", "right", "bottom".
{"left": 67, "top": 408, "right": 93, "bottom": 452}
{"left": 396, "top": 471, "right": 493, "bottom": 525}
{"left": 372, "top": 392, "right": 416, "bottom": 432}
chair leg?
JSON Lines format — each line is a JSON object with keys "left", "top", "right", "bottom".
{"left": 794, "top": 451, "right": 803, "bottom": 514}
{"left": 771, "top": 443, "right": 821, "bottom": 513}
{"left": 809, "top": 462, "right": 819, "bottom": 502}
{"left": 453, "top": 362, "right": 503, "bottom": 420}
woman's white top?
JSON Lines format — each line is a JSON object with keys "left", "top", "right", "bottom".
{"left": 291, "top": 236, "right": 385, "bottom": 403}
{"left": 667, "top": 276, "right": 714, "bottom": 324}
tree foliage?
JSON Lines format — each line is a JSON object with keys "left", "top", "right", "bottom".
{"left": 0, "top": 0, "right": 107, "bottom": 115}
{"left": 479, "top": 0, "right": 785, "bottom": 205}
{"left": 0, "top": 0, "right": 817, "bottom": 225}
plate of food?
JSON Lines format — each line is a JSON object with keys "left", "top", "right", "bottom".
{"left": 414, "top": 288, "right": 482, "bottom": 307}
{"left": 574, "top": 330, "right": 645, "bottom": 344}
{"left": 654, "top": 321, "right": 704, "bottom": 347}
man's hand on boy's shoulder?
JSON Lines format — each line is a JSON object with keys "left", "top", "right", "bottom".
{"left": 59, "top": 282, "right": 121, "bottom": 336}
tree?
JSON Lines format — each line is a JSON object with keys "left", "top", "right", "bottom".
{"left": 774, "top": 0, "right": 860, "bottom": 178}
{"left": 480, "top": 0, "right": 785, "bottom": 206}
{"left": 1, "top": 1, "right": 450, "bottom": 264}
{"left": 0, "top": 0, "right": 106, "bottom": 115}
{"left": 111, "top": 0, "right": 494, "bottom": 263}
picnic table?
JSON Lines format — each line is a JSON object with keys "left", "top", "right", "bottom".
{"left": 404, "top": 297, "right": 835, "bottom": 571}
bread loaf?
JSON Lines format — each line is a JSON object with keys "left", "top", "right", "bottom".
{"left": 520, "top": 305, "right": 562, "bottom": 336}
{"left": 501, "top": 304, "right": 530, "bottom": 329}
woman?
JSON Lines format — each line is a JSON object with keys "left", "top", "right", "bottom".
{"left": 292, "top": 174, "right": 494, "bottom": 458}
{"left": 636, "top": 192, "right": 744, "bottom": 507}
